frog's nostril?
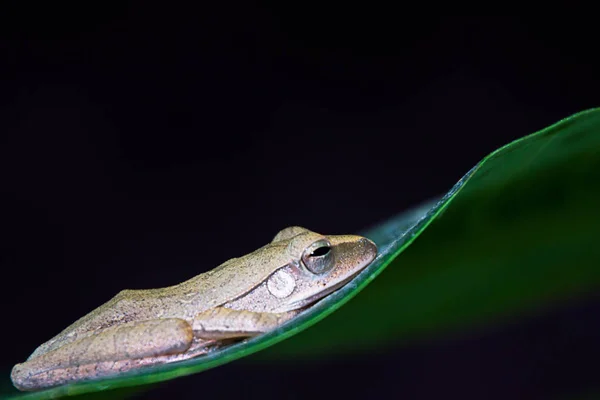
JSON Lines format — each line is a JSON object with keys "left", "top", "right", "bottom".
{"left": 359, "top": 237, "right": 378, "bottom": 259}
{"left": 360, "top": 237, "right": 375, "bottom": 247}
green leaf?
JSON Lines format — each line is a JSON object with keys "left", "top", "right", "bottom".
{"left": 4, "top": 108, "right": 600, "bottom": 399}
{"left": 260, "top": 107, "right": 600, "bottom": 357}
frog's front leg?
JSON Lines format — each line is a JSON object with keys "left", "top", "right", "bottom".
{"left": 193, "top": 307, "right": 297, "bottom": 340}
{"left": 11, "top": 318, "right": 206, "bottom": 391}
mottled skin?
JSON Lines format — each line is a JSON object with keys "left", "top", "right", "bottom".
{"left": 11, "top": 227, "right": 377, "bottom": 391}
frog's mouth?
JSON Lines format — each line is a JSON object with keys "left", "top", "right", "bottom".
{"left": 292, "top": 269, "right": 364, "bottom": 310}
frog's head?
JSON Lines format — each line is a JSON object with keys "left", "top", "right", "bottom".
{"left": 254, "top": 226, "right": 377, "bottom": 313}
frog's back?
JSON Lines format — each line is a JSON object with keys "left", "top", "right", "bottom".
{"left": 26, "top": 237, "right": 297, "bottom": 360}
{"left": 170, "top": 242, "right": 294, "bottom": 311}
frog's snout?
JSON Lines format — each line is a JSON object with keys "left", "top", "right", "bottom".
{"left": 329, "top": 234, "right": 378, "bottom": 268}
{"left": 359, "top": 237, "right": 376, "bottom": 249}
{"left": 358, "top": 237, "right": 377, "bottom": 265}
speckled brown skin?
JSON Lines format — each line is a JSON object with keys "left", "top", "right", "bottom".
{"left": 11, "top": 227, "right": 377, "bottom": 391}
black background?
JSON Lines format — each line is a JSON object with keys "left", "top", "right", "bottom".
{"left": 1, "top": 10, "right": 599, "bottom": 399}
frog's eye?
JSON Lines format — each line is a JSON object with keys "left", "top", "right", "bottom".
{"left": 301, "top": 239, "right": 335, "bottom": 274}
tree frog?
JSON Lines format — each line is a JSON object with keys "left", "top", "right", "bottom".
{"left": 11, "top": 226, "right": 377, "bottom": 391}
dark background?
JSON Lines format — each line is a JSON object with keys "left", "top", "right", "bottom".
{"left": 1, "top": 10, "right": 599, "bottom": 399}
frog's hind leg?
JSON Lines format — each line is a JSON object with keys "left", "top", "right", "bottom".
{"left": 193, "top": 307, "right": 297, "bottom": 340}
{"left": 11, "top": 318, "right": 205, "bottom": 391}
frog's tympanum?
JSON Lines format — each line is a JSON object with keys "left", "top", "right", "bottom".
{"left": 11, "top": 227, "right": 377, "bottom": 391}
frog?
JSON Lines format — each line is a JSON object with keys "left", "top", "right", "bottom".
{"left": 11, "top": 226, "right": 377, "bottom": 391}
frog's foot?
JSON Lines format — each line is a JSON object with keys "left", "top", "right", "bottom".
{"left": 11, "top": 318, "right": 210, "bottom": 391}
{"left": 192, "top": 307, "right": 298, "bottom": 340}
